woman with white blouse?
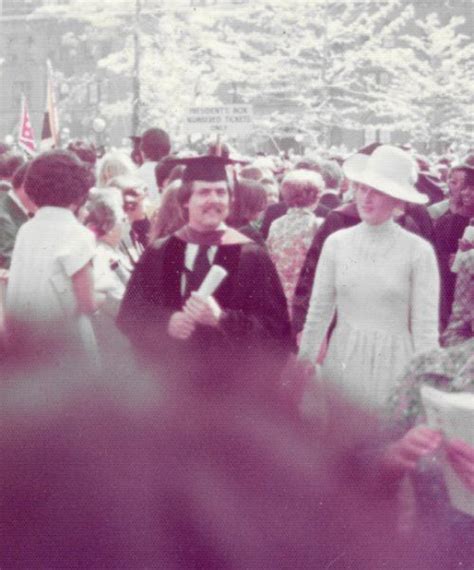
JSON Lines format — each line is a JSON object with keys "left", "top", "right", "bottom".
{"left": 83, "top": 199, "right": 133, "bottom": 363}
{"left": 298, "top": 145, "right": 440, "bottom": 411}
{"left": 6, "top": 151, "right": 98, "bottom": 360}
{"left": 85, "top": 200, "right": 132, "bottom": 319}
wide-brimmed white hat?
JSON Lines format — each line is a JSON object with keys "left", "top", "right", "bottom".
{"left": 343, "top": 145, "right": 428, "bottom": 205}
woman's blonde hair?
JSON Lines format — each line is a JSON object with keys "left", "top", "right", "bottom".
{"left": 106, "top": 175, "right": 146, "bottom": 196}
{"left": 96, "top": 151, "right": 136, "bottom": 188}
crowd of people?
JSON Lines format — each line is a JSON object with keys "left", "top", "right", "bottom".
{"left": 0, "top": 128, "right": 473, "bottom": 568}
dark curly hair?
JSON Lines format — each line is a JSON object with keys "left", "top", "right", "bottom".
{"left": 25, "top": 151, "right": 93, "bottom": 208}
{"left": 67, "top": 140, "right": 98, "bottom": 169}
{"left": 140, "top": 128, "right": 171, "bottom": 162}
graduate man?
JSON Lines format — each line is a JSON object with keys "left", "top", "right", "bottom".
{"left": 117, "top": 156, "right": 294, "bottom": 388}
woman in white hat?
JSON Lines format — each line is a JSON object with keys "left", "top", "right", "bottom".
{"left": 298, "top": 145, "right": 440, "bottom": 412}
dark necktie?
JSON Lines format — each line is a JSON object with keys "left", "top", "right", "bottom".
{"left": 185, "top": 245, "right": 211, "bottom": 298}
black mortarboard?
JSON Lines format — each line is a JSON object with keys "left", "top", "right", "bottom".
{"left": 170, "top": 155, "right": 238, "bottom": 183}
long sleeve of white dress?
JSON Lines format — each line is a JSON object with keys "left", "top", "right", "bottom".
{"left": 298, "top": 234, "right": 337, "bottom": 363}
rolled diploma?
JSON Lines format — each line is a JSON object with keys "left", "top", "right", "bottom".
{"left": 197, "top": 265, "right": 228, "bottom": 299}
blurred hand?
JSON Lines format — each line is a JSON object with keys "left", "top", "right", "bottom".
{"left": 280, "top": 356, "right": 316, "bottom": 408}
{"left": 282, "top": 355, "right": 315, "bottom": 385}
{"left": 383, "top": 426, "right": 442, "bottom": 474}
{"left": 168, "top": 311, "right": 195, "bottom": 340}
{"left": 445, "top": 439, "right": 474, "bottom": 492}
{"left": 183, "top": 293, "right": 222, "bottom": 327}
{"left": 298, "top": 358, "right": 317, "bottom": 382}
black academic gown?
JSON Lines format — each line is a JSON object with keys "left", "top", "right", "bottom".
{"left": 434, "top": 211, "right": 471, "bottom": 328}
{"left": 117, "top": 233, "right": 295, "bottom": 390}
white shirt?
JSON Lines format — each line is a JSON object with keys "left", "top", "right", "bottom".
{"left": 179, "top": 223, "right": 228, "bottom": 295}
{"left": 92, "top": 241, "right": 132, "bottom": 318}
{"left": 137, "top": 161, "right": 160, "bottom": 205}
{"left": 181, "top": 244, "right": 217, "bottom": 296}
{"left": 6, "top": 207, "right": 96, "bottom": 322}
{"left": 93, "top": 242, "right": 131, "bottom": 298}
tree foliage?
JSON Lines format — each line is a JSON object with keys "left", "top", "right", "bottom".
{"left": 397, "top": 13, "right": 474, "bottom": 150}
{"left": 191, "top": 0, "right": 419, "bottom": 143}
{"left": 33, "top": 0, "right": 473, "bottom": 150}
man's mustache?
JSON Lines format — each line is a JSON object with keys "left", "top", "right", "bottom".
{"left": 202, "top": 205, "right": 225, "bottom": 213}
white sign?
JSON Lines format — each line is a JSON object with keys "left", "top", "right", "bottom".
{"left": 183, "top": 105, "right": 253, "bottom": 136}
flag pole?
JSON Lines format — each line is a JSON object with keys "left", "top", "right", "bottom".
{"left": 40, "top": 59, "right": 59, "bottom": 151}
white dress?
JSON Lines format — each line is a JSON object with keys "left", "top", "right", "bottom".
{"left": 137, "top": 161, "right": 160, "bottom": 206}
{"left": 299, "top": 219, "right": 440, "bottom": 410}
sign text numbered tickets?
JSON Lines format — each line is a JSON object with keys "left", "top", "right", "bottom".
{"left": 184, "top": 105, "right": 253, "bottom": 136}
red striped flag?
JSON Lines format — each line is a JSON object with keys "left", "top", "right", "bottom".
{"left": 40, "top": 60, "right": 59, "bottom": 151}
{"left": 18, "top": 94, "right": 37, "bottom": 156}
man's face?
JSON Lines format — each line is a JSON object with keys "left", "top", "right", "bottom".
{"left": 186, "top": 180, "right": 230, "bottom": 232}
{"left": 448, "top": 169, "right": 466, "bottom": 204}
